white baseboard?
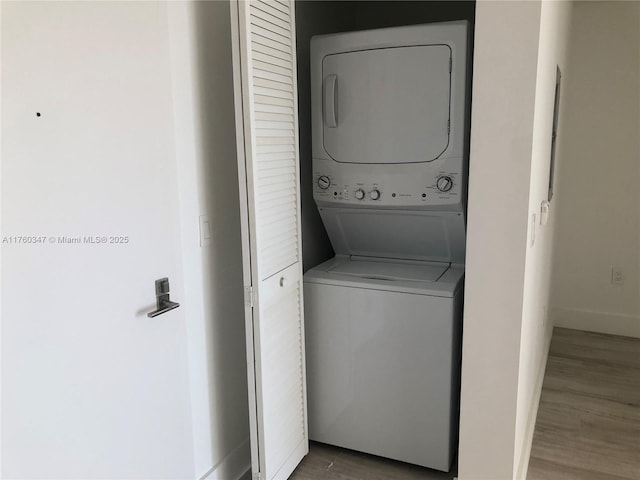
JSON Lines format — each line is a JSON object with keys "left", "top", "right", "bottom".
{"left": 514, "top": 328, "right": 553, "bottom": 480}
{"left": 551, "top": 306, "right": 640, "bottom": 338}
{"left": 200, "top": 438, "right": 251, "bottom": 480}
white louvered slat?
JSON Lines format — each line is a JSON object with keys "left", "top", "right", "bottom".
{"left": 260, "top": 188, "right": 298, "bottom": 205}
{"left": 256, "top": 142, "right": 294, "bottom": 152}
{"left": 255, "top": 1, "right": 289, "bottom": 22}
{"left": 260, "top": 232, "right": 297, "bottom": 254}
{"left": 231, "top": 1, "right": 307, "bottom": 479}
{"left": 258, "top": 179, "right": 296, "bottom": 194}
{"left": 262, "top": 240, "right": 298, "bottom": 263}
{"left": 260, "top": 0, "right": 289, "bottom": 16}
{"left": 254, "top": 88, "right": 293, "bottom": 102}
{"left": 251, "top": 26, "right": 291, "bottom": 49}
{"left": 256, "top": 120, "right": 295, "bottom": 130}
{"left": 258, "top": 206, "right": 297, "bottom": 226}
{"left": 251, "top": 33, "right": 291, "bottom": 56}
{"left": 257, "top": 155, "right": 294, "bottom": 165}
{"left": 256, "top": 136, "right": 295, "bottom": 146}
{"left": 253, "top": 59, "right": 292, "bottom": 77}
{"left": 255, "top": 110, "right": 294, "bottom": 122}
{"left": 259, "top": 220, "right": 296, "bottom": 240}
{"left": 250, "top": 5, "right": 290, "bottom": 31}
{"left": 258, "top": 167, "right": 296, "bottom": 180}
{"left": 253, "top": 68, "right": 293, "bottom": 85}
{"left": 258, "top": 162, "right": 295, "bottom": 173}
{"left": 259, "top": 220, "right": 297, "bottom": 243}
{"left": 257, "top": 180, "right": 296, "bottom": 197}
{"left": 252, "top": 41, "right": 291, "bottom": 62}
{"left": 256, "top": 152, "right": 294, "bottom": 161}
{"left": 254, "top": 94, "right": 293, "bottom": 107}
{"left": 258, "top": 206, "right": 296, "bottom": 225}
{"left": 250, "top": 15, "right": 291, "bottom": 39}
{"left": 253, "top": 79, "right": 294, "bottom": 96}
{"left": 257, "top": 154, "right": 295, "bottom": 164}
{"left": 253, "top": 51, "right": 293, "bottom": 70}
{"left": 258, "top": 168, "right": 296, "bottom": 182}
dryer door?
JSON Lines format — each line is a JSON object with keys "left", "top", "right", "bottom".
{"left": 322, "top": 45, "right": 451, "bottom": 164}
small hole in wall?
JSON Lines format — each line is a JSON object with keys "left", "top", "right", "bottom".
{"left": 36, "top": 112, "right": 41, "bottom": 117}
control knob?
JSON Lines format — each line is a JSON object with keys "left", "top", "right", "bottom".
{"left": 354, "top": 189, "right": 365, "bottom": 200}
{"left": 436, "top": 176, "right": 454, "bottom": 193}
{"left": 369, "top": 189, "right": 381, "bottom": 200}
{"left": 317, "top": 175, "right": 331, "bottom": 190}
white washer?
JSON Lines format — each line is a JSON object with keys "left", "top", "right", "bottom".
{"left": 304, "top": 256, "right": 463, "bottom": 471}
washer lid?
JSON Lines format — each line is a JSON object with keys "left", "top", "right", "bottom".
{"left": 327, "top": 258, "right": 448, "bottom": 283}
{"left": 322, "top": 44, "right": 452, "bottom": 164}
{"left": 304, "top": 256, "right": 464, "bottom": 297}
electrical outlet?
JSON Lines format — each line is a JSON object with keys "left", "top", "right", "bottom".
{"left": 611, "top": 267, "right": 624, "bottom": 285}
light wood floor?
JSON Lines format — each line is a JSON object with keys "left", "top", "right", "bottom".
{"left": 527, "top": 327, "right": 640, "bottom": 480}
{"left": 291, "top": 327, "right": 639, "bottom": 480}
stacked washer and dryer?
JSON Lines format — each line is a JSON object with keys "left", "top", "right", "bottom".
{"left": 303, "top": 21, "right": 471, "bottom": 472}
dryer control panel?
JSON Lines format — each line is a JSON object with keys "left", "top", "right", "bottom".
{"left": 313, "top": 157, "right": 465, "bottom": 209}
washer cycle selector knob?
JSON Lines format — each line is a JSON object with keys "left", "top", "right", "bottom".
{"left": 354, "top": 189, "right": 365, "bottom": 200}
{"left": 436, "top": 176, "right": 454, "bottom": 192}
{"left": 317, "top": 175, "right": 331, "bottom": 190}
{"left": 369, "top": 189, "right": 381, "bottom": 200}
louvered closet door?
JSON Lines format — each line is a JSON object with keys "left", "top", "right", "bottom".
{"left": 230, "top": 1, "right": 308, "bottom": 480}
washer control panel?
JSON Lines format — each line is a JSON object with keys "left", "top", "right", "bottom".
{"left": 313, "top": 158, "right": 464, "bottom": 208}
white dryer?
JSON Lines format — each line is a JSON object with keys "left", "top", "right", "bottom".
{"left": 304, "top": 21, "right": 470, "bottom": 472}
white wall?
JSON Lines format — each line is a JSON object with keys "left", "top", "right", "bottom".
{"left": 458, "top": 2, "right": 571, "bottom": 479}
{"left": 169, "top": 2, "right": 250, "bottom": 479}
{"left": 550, "top": 1, "right": 640, "bottom": 338}
{"left": 1, "top": 2, "right": 250, "bottom": 479}
{"left": 514, "top": 2, "right": 572, "bottom": 478}
{"left": 1, "top": 2, "right": 196, "bottom": 477}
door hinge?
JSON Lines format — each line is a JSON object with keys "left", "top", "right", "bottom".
{"left": 244, "top": 286, "right": 255, "bottom": 308}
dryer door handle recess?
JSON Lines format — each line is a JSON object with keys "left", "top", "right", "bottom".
{"left": 324, "top": 74, "right": 338, "bottom": 128}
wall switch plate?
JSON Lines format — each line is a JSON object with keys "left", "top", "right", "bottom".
{"left": 530, "top": 213, "right": 536, "bottom": 247}
{"left": 611, "top": 267, "right": 624, "bottom": 285}
{"left": 199, "top": 215, "right": 212, "bottom": 247}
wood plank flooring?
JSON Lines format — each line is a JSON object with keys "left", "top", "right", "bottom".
{"left": 290, "top": 327, "right": 639, "bottom": 479}
{"left": 527, "top": 327, "right": 640, "bottom": 480}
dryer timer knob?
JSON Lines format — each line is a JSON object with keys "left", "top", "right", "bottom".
{"left": 436, "top": 176, "right": 454, "bottom": 192}
{"left": 317, "top": 175, "right": 331, "bottom": 190}
{"left": 369, "top": 189, "right": 381, "bottom": 200}
{"left": 354, "top": 189, "right": 365, "bottom": 200}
